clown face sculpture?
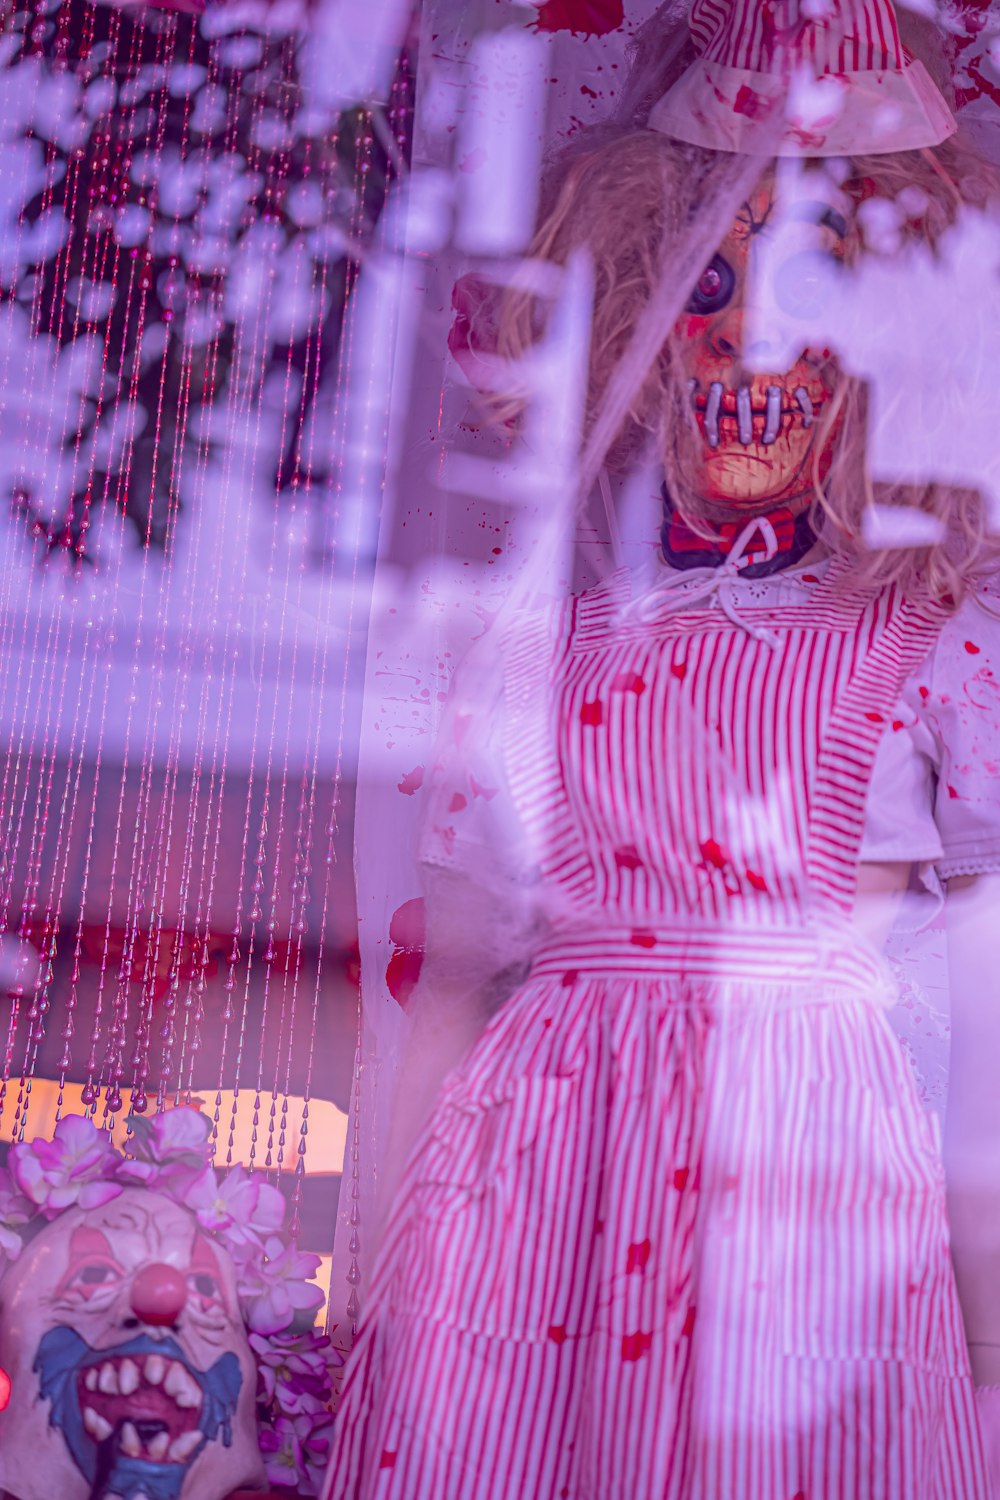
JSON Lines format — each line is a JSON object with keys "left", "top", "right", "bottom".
{"left": 0, "top": 1188, "right": 265, "bottom": 1500}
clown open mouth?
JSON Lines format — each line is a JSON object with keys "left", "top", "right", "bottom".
{"left": 690, "top": 380, "right": 819, "bottom": 449}
{"left": 78, "top": 1349, "right": 205, "bottom": 1465}
{"left": 35, "top": 1325, "right": 242, "bottom": 1500}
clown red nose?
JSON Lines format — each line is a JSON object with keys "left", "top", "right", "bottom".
{"left": 130, "top": 1263, "right": 188, "bottom": 1327}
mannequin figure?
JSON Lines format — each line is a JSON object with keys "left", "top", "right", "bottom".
{"left": 324, "top": 2, "right": 1000, "bottom": 1496}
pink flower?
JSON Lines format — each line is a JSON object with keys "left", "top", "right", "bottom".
{"left": 298, "top": 1411, "right": 335, "bottom": 1494}
{"left": 250, "top": 1328, "right": 341, "bottom": 1416}
{"left": 0, "top": 1169, "right": 32, "bottom": 1265}
{"left": 9, "top": 1115, "right": 122, "bottom": 1220}
{"left": 118, "top": 1105, "right": 214, "bottom": 1193}
{"left": 238, "top": 1236, "right": 324, "bottom": 1336}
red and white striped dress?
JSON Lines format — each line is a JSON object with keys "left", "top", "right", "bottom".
{"left": 325, "top": 562, "right": 991, "bottom": 1500}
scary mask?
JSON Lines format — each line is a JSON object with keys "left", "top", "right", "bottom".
{"left": 0, "top": 1187, "right": 265, "bottom": 1500}
{"left": 675, "top": 176, "right": 846, "bottom": 514}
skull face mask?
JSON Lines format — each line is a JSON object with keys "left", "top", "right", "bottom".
{"left": 0, "top": 1188, "right": 265, "bottom": 1500}
{"left": 674, "top": 175, "right": 846, "bottom": 516}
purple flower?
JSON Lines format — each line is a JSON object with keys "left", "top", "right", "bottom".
{"left": 259, "top": 1412, "right": 333, "bottom": 1495}
{"left": 298, "top": 1411, "right": 334, "bottom": 1495}
{"left": 259, "top": 1415, "right": 305, "bottom": 1489}
{"left": 0, "top": 1168, "right": 32, "bottom": 1266}
{"left": 238, "top": 1236, "right": 324, "bottom": 1336}
{"left": 10, "top": 1115, "right": 121, "bottom": 1219}
{"left": 249, "top": 1328, "right": 341, "bottom": 1415}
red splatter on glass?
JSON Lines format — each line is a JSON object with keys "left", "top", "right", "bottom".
{"left": 530, "top": 0, "right": 624, "bottom": 38}
{"left": 397, "top": 765, "right": 425, "bottom": 796}
{"left": 580, "top": 700, "right": 604, "bottom": 726}
{"left": 548, "top": 1325, "right": 568, "bottom": 1344}
{"left": 385, "top": 898, "right": 427, "bottom": 1009}
{"left": 670, "top": 661, "right": 688, "bottom": 681}
{"left": 965, "top": 640, "right": 981, "bottom": 654}
{"left": 699, "top": 838, "right": 728, "bottom": 869}
{"left": 681, "top": 1307, "right": 697, "bottom": 1337}
{"left": 449, "top": 792, "right": 468, "bottom": 813}
{"left": 745, "top": 869, "right": 768, "bottom": 893}
{"left": 611, "top": 670, "right": 646, "bottom": 695}
{"left": 614, "top": 845, "right": 642, "bottom": 871}
{"left": 673, "top": 1168, "right": 689, "bottom": 1191}
{"left": 629, "top": 930, "right": 657, "bottom": 950}
{"left": 864, "top": 712, "right": 884, "bottom": 724}
{"left": 379, "top": 1452, "right": 398, "bottom": 1470}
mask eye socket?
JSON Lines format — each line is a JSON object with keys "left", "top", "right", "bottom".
{"left": 686, "top": 254, "right": 735, "bottom": 316}
{"left": 775, "top": 249, "right": 841, "bottom": 321}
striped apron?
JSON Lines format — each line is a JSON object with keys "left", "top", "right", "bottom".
{"left": 325, "top": 567, "right": 990, "bottom": 1500}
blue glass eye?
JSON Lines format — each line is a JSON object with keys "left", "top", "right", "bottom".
{"left": 686, "top": 254, "right": 735, "bottom": 316}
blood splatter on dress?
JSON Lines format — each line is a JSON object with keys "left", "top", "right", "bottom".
{"left": 324, "top": 558, "right": 992, "bottom": 1500}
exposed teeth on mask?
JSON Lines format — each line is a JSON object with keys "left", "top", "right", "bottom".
{"left": 144, "top": 1353, "right": 166, "bottom": 1386}
{"left": 83, "top": 1407, "right": 113, "bottom": 1441}
{"left": 148, "top": 1432, "right": 170, "bottom": 1463}
{"left": 98, "top": 1362, "right": 120, "bottom": 1395}
{"left": 120, "top": 1421, "right": 142, "bottom": 1459}
{"left": 762, "top": 385, "right": 782, "bottom": 445}
{"left": 736, "top": 385, "right": 753, "bottom": 446}
{"left": 168, "top": 1430, "right": 202, "bottom": 1463}
{"left": 84, "top": 1367, "right": 99, "bottom": 1392}
{"left": 794, "top": 385, "right": 814, "bottom": 428}
{"left": 704, "top": 381, "right": 723, "bottom": 448}
{"left": 118, "top": 1358, "right": 140, "bottom": 1397}
{"left": 164, "top": 1360, "right": 202, "bottom": 1410}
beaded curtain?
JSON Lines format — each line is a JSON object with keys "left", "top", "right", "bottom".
{"left": 0, "top": 0, "right": 415, "bottom": 1300}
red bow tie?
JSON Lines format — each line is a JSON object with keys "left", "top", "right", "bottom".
{"left": 666, "top": 506, "right": 797, "bottom": 567}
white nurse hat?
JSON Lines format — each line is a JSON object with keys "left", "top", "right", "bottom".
{"left": 648, "top": 0, "right": 957, "bottom": 156}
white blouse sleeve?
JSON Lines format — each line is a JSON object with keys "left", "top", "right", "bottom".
{"left": 921, "top": 589, "right": 1000, "bottom": 880}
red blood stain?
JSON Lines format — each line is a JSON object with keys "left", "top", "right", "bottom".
{"left": 562, "top": 969, "right": 579, "bottom": 987}
{"left": 918, "top": 685, "right": 930, "bottom": 701}
{"left": 801, "top": 573, "right": 819, "bottom": 583}
{"left": 671, "top": 661, "right": 688, "bottom": 680}
{"left": 612, "top": 671, "right": 646, "bottom": 695}
{"left": 621, "top": 1330, "right": 652, "bottom": 1362}
{"left": 681, "top": 1307, "right": 697, "bottom": 1337}
{"left": 673, "top": 1167, "right": 689, "bottom": 1190}
{"left": 892, "top": 719, "right": 905, "bottom": 731}
{"left": 385, "top": 898, "right": 426, "bottom": 1009}
{"left": 548, "top": 1325, "right": 568, "bottom": 1344}
{"left": 580, "top": 700, "right": 604, "bottom": 726}
{"left": 734, "top": 83, "right": 769, "bottom": 118}
{"left": 745, "top": 869, "right": 768, "bottom": 893}
{"left": 699, "top": 838, "right": 728, "bottom": 869}
{"left": 595, "top": 1219, "right": 605, "bottom": 1233}
{"left": 0, "top": 1367, "right": 9, "bottom": 1412}
{"left": 397, "top": 765, "right": 425, "bottom": 796}
{"left": 947, "top": 784, "right": 960, "bottom": 800}
{"left": 864, "top": 712, "right": 884, "bottom": 724}
{"left": 629, "top": 930, "right": 657, "bottom": 949}
{"left": 379, "top": 1451, "right": 398, "bottom": 1469}
{"left": 530, "top": 0, "right": 624, "bottom": 37}
{"left": 470, "top": 776, "right": 498, "bottom": 802}
{"left": 965, "top": 640, "right": 981, "bottom": 654}
{"left": 448, "top": 792, "right": 468, "bottom": 814}
{"left": 626, "top": 1239, "right": 651, "bottom": 1273}
{"left": 615, "top": 845, "right": 642, "bottom": 871}
{"left": 491, "top": 546, "right": 503, "bottom": 555}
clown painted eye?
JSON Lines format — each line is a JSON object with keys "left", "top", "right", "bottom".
{"left": 686, "top": 254, "right": 735, "bottom": 316}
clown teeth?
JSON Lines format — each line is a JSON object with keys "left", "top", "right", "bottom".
{"left": 148, "top": 1432, "right": 170, "bottom": 1462}
{"left": 118, "top": 1358, "right": 140, "bottom": 1396}
{"left": 83, "top": 1406, "right": 113, "bottom": 1441}
{"left": 84, "top": 1367, "right": 99, "bottom": 1392}
{"left": 705, "top": 381, "right": 723, "bottom": 448}
{"left": 164, "top": 1360, "right": 201, "bottom": 1410}
{"left": 168, "top": 1430, "right": 202, "bottom": 1462}
{"left": 762, "top": 385, "right": 782, "bottom": 446}
{"left": 144, "top": 1354, "right": 166, "bottom": 1386}
{"left": 120, "top": 1421, "right": 142, "bottom": 1458}
{"left": 736, "top": 385, "right": 753, "bottom": 445}
{"left": 98, "top": 1362, "right": 120, "bottom": 1395}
